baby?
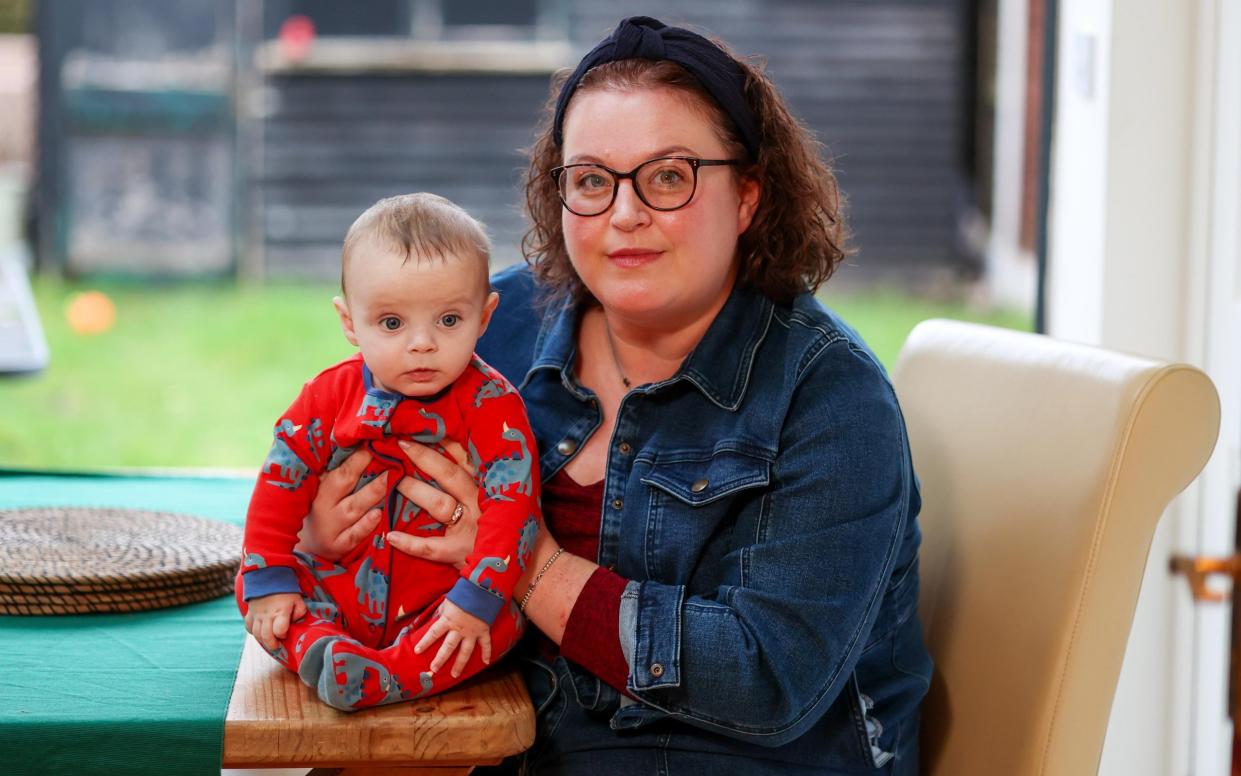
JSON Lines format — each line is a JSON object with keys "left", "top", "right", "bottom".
{"left": 236, "top": 193, "right": 539, "bottom": 711}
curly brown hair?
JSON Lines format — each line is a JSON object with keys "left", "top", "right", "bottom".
{"left": 522, "top": 42, "right": 850, "bottom": 305}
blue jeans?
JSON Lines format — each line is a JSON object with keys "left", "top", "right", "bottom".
{"left": 478, "top": 656, "right": 922, "bottom": 776}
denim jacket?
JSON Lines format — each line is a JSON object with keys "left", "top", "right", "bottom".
{"left": 477, "top": 265, "right": 932, "bottom": 772}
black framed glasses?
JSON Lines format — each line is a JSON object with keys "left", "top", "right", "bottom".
{"left": 550, "top": 156, "right": 739, "bottom": 217}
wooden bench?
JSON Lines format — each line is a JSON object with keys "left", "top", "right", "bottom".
{"left": 223, "top": 635, "right": 535, "bottom": 775}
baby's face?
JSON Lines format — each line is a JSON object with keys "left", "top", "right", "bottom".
{"left": 335, "top": 244, "right": 497, "bottom": 398}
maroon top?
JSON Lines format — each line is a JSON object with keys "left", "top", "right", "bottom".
{"left": 540, "top": 467, "right": 632, "bottom": 693}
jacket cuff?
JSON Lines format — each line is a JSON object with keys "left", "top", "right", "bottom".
{"left": 561, "top": 566, "right": 631, "bottom": 693}
{"left": 241, "top": 566, "right": 301, "bottom": 601}
{"left": 626, "top": 580, "right": 685, "bottom": 691}
{"left": 446, "top": 577, "right": 504, "bottom": 624}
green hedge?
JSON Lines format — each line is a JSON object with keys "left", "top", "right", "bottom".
{"left": 0, "top": 0, "right": 29, "bottom": 34}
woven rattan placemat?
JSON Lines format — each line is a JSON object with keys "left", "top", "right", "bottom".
{"left": 0, "top": 506, "right": 242, "bottom": 614}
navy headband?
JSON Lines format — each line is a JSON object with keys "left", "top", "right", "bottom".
{"left": 551, "top": 16, "right": 761, "bottom": 159}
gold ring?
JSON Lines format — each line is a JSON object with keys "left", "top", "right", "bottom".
{"left": 449, "top": 502, "right": 465, "bottom": 526}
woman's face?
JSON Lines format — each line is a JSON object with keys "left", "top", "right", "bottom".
{"left": 558, "top": 87, "right": 760, "bottom": 328}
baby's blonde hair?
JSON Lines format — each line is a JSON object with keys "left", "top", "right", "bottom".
{"left": 342, "top": 193, "right": 491, "bottom": 296}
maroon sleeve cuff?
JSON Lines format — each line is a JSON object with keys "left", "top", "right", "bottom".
{"left": 561, "top": 566, "right": 632, "bottom": 695}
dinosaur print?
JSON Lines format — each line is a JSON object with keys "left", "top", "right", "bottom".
{"left": 321, "top": 642, "right": 413, "bottom": 708}
{"left": 357, "top": 392, "right": 399, "bottom": 429}
{"left": 305, "top": 598, "right": 341, "bottom": 624}
{"left": 352, "top": 470, "right": 380, "bottom": 494}
{"left": 294, "top": 550, "right": 349, "bottom": 580}
{"left": 325, "top": 430, "right": 357, "bottom": 471}
{"left": 274, "top": 418, "right": 300, "bottom": 437}
{"left": 388, "top": 622, "right": 416, "bottom": 652}
{"left": 392, "top": 492, "right": 420, "bottom": 526}
{"left": 469, "top": 556, "right": 510, "bottom": 599}
{"left": 305, "top": 418, "right": 326, "bottom": 464}
{"left": 411, "top": 408, "right": 445, "bottom": 444}
{"left": 262, "top": 436, "right": 309, "bottom": 491}
{"left": 409, "top": 670, "right": 435, "bottom": 699}
{"left": 473, "top": 375, "right": 513, "bottom": 407}
{"left": 480, "top": 424, "right": 533, "bottom": 502}
{"left": 290, "top": 571, "right": 343, "bottom": 624}
{"left": 467, "top": 439, "right": 484, "bottom": 479}
{"left": 516, "top": 515, "right": 538, "bottom": 571}
{"left": 354, "top": 557, "right": 389, "bottom": 628}
{"left": 264, "top": 643, "right": 290, "bottom": 666}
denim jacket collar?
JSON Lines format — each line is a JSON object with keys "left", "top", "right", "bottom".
{"left": 521, "top": 282, "right": 775, "bottom": 411}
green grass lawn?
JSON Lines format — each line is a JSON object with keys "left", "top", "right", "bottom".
{"left": 0, "top": 277, "right": 1030, "bottom": 470}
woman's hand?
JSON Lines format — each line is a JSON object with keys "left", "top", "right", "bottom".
{"left": 296, "top": 448, "right": 388, "bottom": 561}
{"left": 384, "top": 440, "right": 481, "bottom": 570}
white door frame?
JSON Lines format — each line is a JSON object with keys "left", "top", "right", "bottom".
{"left": 1184, "top": 0, "right": 1241, "bottom": 772}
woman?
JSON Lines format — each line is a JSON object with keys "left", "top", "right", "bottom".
{"left": 301, "top": 16, "right": 931, "bottom": 774}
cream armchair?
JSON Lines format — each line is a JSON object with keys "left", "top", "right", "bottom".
{"left": 892, "top": 319, "right": 1220, "bottom": 776}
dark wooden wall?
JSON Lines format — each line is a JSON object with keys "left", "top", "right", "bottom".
{"left": 37, "top": 0, "right": 973, "bottom": 281}
{"left": 257, "top": 74, "right": 548, "bottom": 278}
{"left": 572, "top": 1, "right": 974, "bottom": 277}
{"left": 256, "top": 0, "right": 972, "bottom": 280}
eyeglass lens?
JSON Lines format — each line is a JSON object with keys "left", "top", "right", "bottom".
{"left": 558, "top": 157, "right": 697, "bottom": 215}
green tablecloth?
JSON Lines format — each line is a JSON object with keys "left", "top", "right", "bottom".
{"left": 0, "top": 471, "right": 252, "bottom": 776}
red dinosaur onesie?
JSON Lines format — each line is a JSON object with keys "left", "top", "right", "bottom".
{"left": 236, "top": 352, "right": 539, "bottom": 710}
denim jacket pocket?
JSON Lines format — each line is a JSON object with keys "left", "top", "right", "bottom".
{"left": 638, "top": 449, "right": 772, "bottom": 582}
{"left": 640, "top": 449, "right": 771, "bottom": 506}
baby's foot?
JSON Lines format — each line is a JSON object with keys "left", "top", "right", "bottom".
{"left": 296, "top": 632, "right": 347, "bottom": 686}
{"left": 316, "top": 638, "right": 415, "bottom": 710}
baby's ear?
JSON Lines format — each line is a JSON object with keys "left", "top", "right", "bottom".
{"left": 477, "top": 292, "right": 500, "bottom": 336}
{"left": 333, "top": 296, "right": 360, "bottom": 347}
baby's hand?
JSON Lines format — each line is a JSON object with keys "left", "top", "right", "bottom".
{"left": 244, "top": 593, "right": 307, "bottom": 652}
{"left": 413, "top": 600, "right": 492, "bottom": 678}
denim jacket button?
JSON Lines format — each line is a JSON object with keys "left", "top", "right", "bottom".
{"left": 650, "top": 663, "right": 664, "bottom": 678}
{"left": 691, "top": 478, "right": 709, "bottom": 493}
{"left": 618, "top": 441, "right": 632, "bottom": 455}
{"left": 612, "top": 498, "right": 624, "bottom": 510}
{"left": 557, "top": 439, "right": 577, "bottom": 456}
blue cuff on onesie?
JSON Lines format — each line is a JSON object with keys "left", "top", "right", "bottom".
{"left": 445, "top": 578, "right": 504, "bottom": 625}
{"left": 242, "top": 566, "right": 301, "bottom": 601}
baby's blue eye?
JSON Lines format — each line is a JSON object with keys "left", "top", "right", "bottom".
{"left": 440, "top": 314, "right": 460, "bottom": 328}
{"left": 380, "top": 317, "right": 401, "bottom": 331}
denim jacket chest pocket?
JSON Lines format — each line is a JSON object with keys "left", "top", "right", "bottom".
{"left": 633, "top": 448, "right": 772, "bottom": 585}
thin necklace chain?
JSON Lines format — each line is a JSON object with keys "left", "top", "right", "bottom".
{"left": 602, "top": 316, "right": 632, "bottom": 389}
